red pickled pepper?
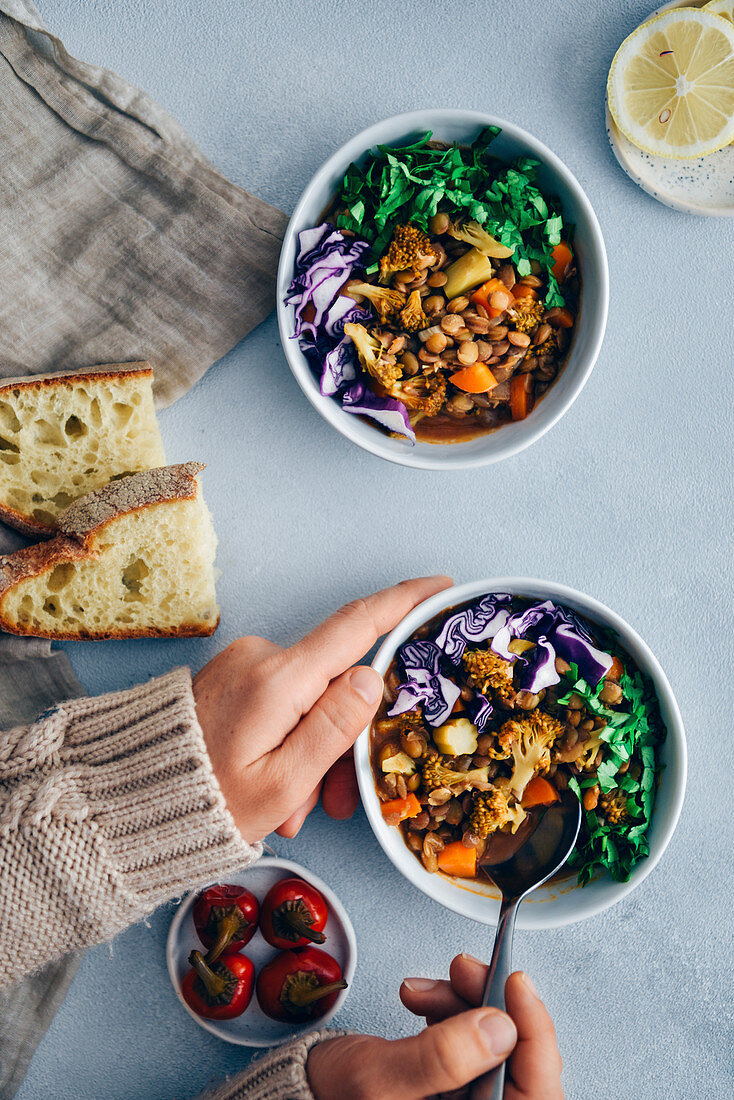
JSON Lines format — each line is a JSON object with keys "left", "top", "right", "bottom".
{"left": 192, "top": 884, "right": 259, "bottom": 962}
{"left": 260, "top": 877, "right": 328, "bottom": 950}
{"left": 182, "top": 950, "right": 255, "bottom": 1020}
{"left": 256, "top": 947, "right": 347, "bottom": 1022}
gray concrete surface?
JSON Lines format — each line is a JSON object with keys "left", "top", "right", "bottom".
{"left": 14, "top": 0, "right": 733, "bottom": 1097}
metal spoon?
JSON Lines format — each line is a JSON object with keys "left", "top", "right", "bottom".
{"left": 468, "top": 788, "right": 582, "bottom": 1100}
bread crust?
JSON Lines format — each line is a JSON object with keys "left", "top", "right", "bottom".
{"left": 0, "top": 362, "right": 157, "bottom": 537}
{"left": 0, "top": 362, "right": 153, "bottom": 396}
{"left": 0, "top": 503, "right": 55, "bottom": 540}
{"left": 0, "top": 462, "right": 218, "bottom": 640}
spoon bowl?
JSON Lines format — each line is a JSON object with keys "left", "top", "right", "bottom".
{"left": 469, "top": 790, "right": 582, "bottom": 1100}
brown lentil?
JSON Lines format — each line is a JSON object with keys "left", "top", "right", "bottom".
{"left": 441, "top": 313, "right": 463, "bottom": 335}
{"left": 425, "top": 331, "right": 448, "bottom": 354}
{"left": 457, "top": 340, "right": 479, "bottom": 366}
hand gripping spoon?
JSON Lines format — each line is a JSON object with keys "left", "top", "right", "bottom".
{"left": 468, "top": 788, "right": 582, "bottom": 1100}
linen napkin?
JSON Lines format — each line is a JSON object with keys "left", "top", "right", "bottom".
{"left": 0, "top": 0, "right": 288, "bottom": 406}
{"left": 0, "top": 2, "right": 288, "bottom": 1093}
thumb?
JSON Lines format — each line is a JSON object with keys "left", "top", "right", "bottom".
{"left": 273, "top": 665, "right": 383, "bottom": 799}
{"left": 371, "top": 1008, "right": 517, "bottom": 1099}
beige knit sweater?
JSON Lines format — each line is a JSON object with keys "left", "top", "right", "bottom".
{"left": 0, "top": 667, "right": 342, "bottom": 1100}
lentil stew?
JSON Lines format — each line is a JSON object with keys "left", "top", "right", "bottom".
{"left": 370, "top": 594, "right": 666, "bottom": 886}
{"left": 286, "top": 128, "right": 579, "bottom": 445}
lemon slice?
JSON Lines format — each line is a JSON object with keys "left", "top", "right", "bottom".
{"left": 704, "top": 0, "right": 734, "bottom": 25}
{"left": 607, "top": 8, "right": 734, "bottom": 158}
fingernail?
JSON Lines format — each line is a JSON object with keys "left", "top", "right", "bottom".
{"left": 350, "top": 666, "right": 383, "bottom": 705}
{"left": 521, "top": 972, "right": 538, "bottom": 997}
{"left": 479, "top": 1011, "right": 517, "bottom": 1056}
{"left": 460, "top": 952, "right": 483, "bottom": 965}
{"left": 403, "top": 977, "right": 438, "bottom": 993}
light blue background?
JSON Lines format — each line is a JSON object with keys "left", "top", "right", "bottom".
{"left": 16, "top": 1, "right": 733, "bottom": 1097}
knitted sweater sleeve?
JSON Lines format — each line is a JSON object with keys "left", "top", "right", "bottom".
{"left": 0, "top": 666, "right": 260, "bottom": 988}
{"left": 199, "top": 1030, "right": 348, "bottom": 1100}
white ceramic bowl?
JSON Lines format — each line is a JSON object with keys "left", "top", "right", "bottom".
{"left": 166, "top": 857, "right": 356, "bottom": 1046}
{"left": 277, "top": 109, "right": 609, "bottom": 470}
{"left": 355, "top": 578, "right": 686, "bottom": 928}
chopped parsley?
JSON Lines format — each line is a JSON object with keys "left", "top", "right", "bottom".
{"left": 335, "top": 127, "right": 568, "bottom": 307}
{"left": 558, "top": 662, "right": 665, "bottom": 885}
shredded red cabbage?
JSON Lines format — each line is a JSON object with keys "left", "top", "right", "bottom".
{"left": 388, "top": 640, "right": 461, "bottom": 726}
{"left": 287, "top": 223, "right": 415, "bottom": 442}
{"left": 435, "top": 593, "right": 514, "bottom": 663}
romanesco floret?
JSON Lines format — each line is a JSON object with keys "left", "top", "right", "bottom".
{"left": 346, "top": 281, "right": 405, "bottom": 323}
{"left": 462, "top": 648, "right": 515, "bottom": 705}
{"left": 599, "top": 788, "right": 629, "bottom": 825}
{"left": 379, "top": 224, "right": 437, "bottom": 283}
{"left": 421, "top": 751, "right": 490, "bottom": 793}
{"left": 399, "top": 289, "right": 428, "bottom": 333}
{"left": 343, "top": 322, "right": 402, "bottom": 388}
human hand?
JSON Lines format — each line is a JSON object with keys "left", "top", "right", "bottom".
{"left": 192, "top": 576, "right": 451, "bottom": 844}
{"left": 307, "top": 954, "right": 563, "bottom": 1100}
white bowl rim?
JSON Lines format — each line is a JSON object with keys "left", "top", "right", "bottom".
{"left": 166, "top": 856, "right": 357, "bottom": 1046}
{"left": 276, "top": 108, "right": 610, "bottom": 470}
{"left": 355, "top": 577, "right": 687, "bottom": 929}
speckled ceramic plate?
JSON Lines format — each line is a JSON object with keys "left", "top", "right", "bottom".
{"left": 606, "top": 0, "right": 734, "bottom": 216}
{"left": 166, "top": 857, "right": 356, "bottom": 1047}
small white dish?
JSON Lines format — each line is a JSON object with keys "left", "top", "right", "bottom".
{"left": 355, "top": 578, "right": 687, "bottom": 930}
{"left": 606, "top": 0, "right": 734, "bottom": 216}
{"left": 166, "top": 857, "right": 356, "bottom": 1046}
{"left": 277, "top": 108, "right": 609, "bottom": 470}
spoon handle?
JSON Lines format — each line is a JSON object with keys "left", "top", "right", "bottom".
{"left": 468, "top": 895, "right": 520, "bottom": 1100}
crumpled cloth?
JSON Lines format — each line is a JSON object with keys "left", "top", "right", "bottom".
{"left": 0, "top": 2, "right": 287, "bottom": 1094}
{"left": 0, "top": 0, "right": 287, "bottom": 407}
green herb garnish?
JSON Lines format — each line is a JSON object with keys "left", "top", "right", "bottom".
{"left": 334, "top": 127, "right": 567, "bottom": 307}
{"left": 559, "top": 662, "right": 665, "bottom": 885}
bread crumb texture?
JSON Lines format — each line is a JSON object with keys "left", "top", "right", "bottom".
{"left": 0, "top": 463, "right": 218, "bottom": 638}
{"left": 0, "top": 365, "right": 165, "bottom": 533}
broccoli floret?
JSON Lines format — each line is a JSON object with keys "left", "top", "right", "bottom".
{"left": 463, "top": 648, "right": 515, "bottom": 705}
{"left": 344, "top": 322, "right": 401, "bottom": 388}
{"left": 468, "top": 784, "right": 526, "bottom": 839}
{"left": 346, "top": 281, "right": 405, "bottom": 323}
{"left": 379, "top": 224, "right": 437, "bottom": 284}
{"left": 508, "top": 299, "right": 545, "bottom": 334}
{"left": 501, "top": 711, "right": 564, "bottom": 799}
{"left": 421, "top": 750, "right": 490, "bottom": 793}
{"left": 599, "top": 788, "right": 630, "bottom": 825}
{"left": 387, "top": 373, "right": 446, "bottom": 418}
{"left": 399, "top": 289, "right": 428, "bottom": 333}
{"left": 447, "top": 219, "right": 514, "bottom": 259}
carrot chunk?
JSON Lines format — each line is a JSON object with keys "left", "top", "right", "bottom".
{"left": 380, "top": 793, "right": 421, "bottom": 822}
{"left": 521, "top": 776, "right": 560, "bottom": 808}
{"left": 510, "top": 374, "right": 533, "bottom": 420}
{"left": 449, "top": 363, "right": 498, "bottom": 394}
{"left": 551, "top": 241, "right": 573, "bottom": 283}
{"left": 437, "top": 841, "right": 477, "bottom": 878}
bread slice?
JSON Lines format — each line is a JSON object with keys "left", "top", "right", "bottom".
{"left": 0, "top": 463, "right": 219, "bottom": 639}
{"left": 0, "top": 363, "right": 166, "bottom": 537}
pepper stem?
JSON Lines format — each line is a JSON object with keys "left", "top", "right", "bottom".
{"left": 288, "top": 979, "right": 348, "bottom": 1008}
{"left": 188, "top": 950, "right": 227, "bottom": 998}
{"left": 281, "top": 910, "right": 326, "bottom": 945}
{"left": 208, "top": 911, "right": 249, "bottom": 963}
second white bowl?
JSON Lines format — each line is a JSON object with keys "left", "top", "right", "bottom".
{"left": 277, "top": 109, "right": 609, "bottom": 470}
